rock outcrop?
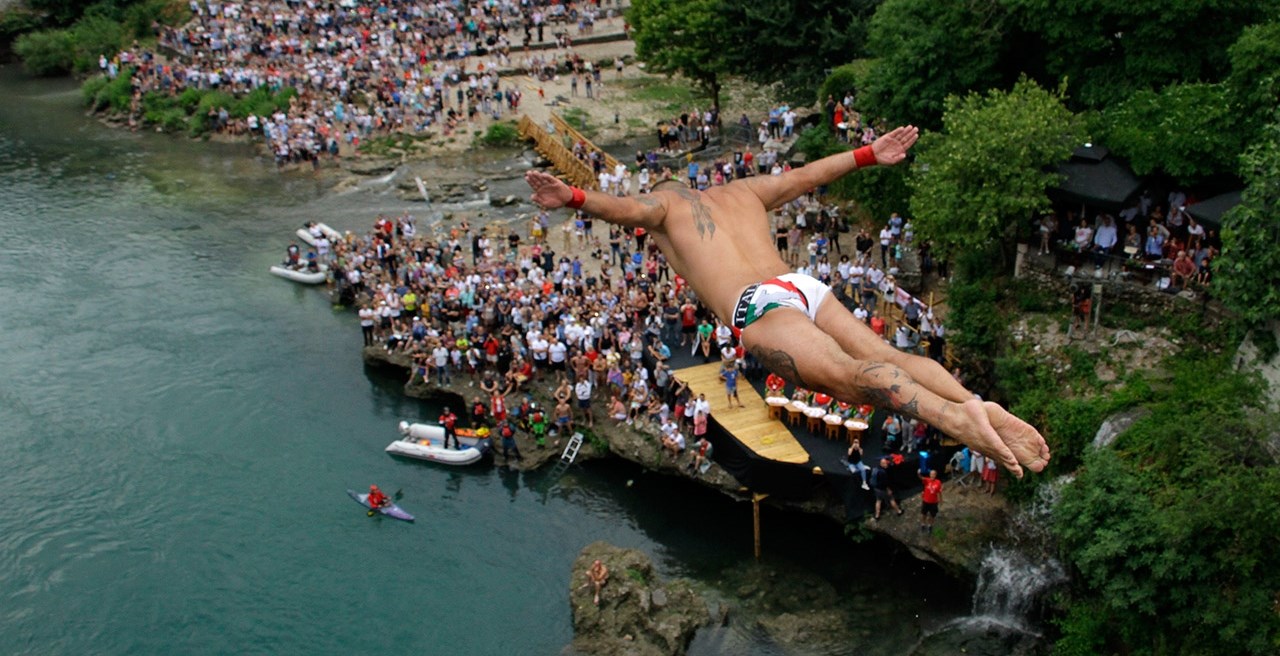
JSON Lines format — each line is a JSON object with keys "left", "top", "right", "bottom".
{"left": 569, "top": 542, "right": 709, "bottom": 656}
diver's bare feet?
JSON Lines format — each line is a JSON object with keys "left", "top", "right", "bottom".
{"left": 985, "top": 402, "right": 1051, "bottom": 474}
{"left": 956, "top": 399, "right": 1024, "bottom": 477}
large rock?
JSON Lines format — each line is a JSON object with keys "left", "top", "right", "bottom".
{"left": 569, "top": 542, "right": 709, "bottom": 656}
{"left": 1092, "top": 407, "right": 1151, "bottom": 450}
{"left": 342, "top": 158, "right": 398, "bottom": 176}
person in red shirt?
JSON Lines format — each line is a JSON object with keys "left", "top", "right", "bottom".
{"left": 919, "top": 469, "right": 943, "bottom": 532}
{"left": 439, "top": 407, "right": 459, "bottom": 449}
{"left": 367, "top": 484, "right": 388, "bottom": 511}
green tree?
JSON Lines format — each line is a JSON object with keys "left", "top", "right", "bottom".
{"left": 1215, "top": 114, "right": 1280, "bottom": 328}
{"left": 1226, "top": 22, "right": 1280, "bottom": 143}
{"left": 1005, "top": 0, "right": 1280, "bottom": 109}
{"left": 627, "top": 0, "right": 729, "bottom": 109}
{"left": 792, "top": 120, "right": 911, "bottom": 225}
{"left": 1054, "top": 357, "right": 1280, "bottom": 655}
{"left": 861, "top": 0, "right": 1011, "bottom": 129}
{"left": 67, "top": 13, "right": 127, "bottom": 72}
{"left": 1098, "top": 82, "right": 1238, "bottom": 184}
{"left": 719, "top": 0, "right": 880, "bottom": 105}
{"left": 907, "top": 77, "right": 1084, "bottom": 253}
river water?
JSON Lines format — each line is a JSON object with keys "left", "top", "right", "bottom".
{"left": 0, "top": 67, "right": 980, "bottom": 655}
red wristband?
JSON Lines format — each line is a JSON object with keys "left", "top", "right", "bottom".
{"left": 566, "top": 186, "right": 587, "bottom": 209}
{"left": 853, "top": 146, "right": 876, "bottom": 169}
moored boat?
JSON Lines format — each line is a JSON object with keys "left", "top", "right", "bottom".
{"left": 385, "top": 438, "right": 486, "bottom": 465}
{"left": 295, "top": 222, "right": 342, "bottom": 246}
{"left": 397, "top": 420, "right": 492, "bottom": 450}
{"left": 269, "top": 264, "right": 328, "bottom": 284}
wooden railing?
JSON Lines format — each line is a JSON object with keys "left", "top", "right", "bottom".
{"left": 517, "top": 113, "right": 620, "bottom": 191}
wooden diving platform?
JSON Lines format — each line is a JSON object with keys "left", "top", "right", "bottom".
{"left": 672, "top": 362, "right": 810, "bottom": 465}
{"left": 518, "top": 113, "right": 621, "bottom": 191}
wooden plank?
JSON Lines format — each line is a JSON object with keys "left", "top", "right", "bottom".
{"left": 672, "top": 362, "right": 810, "bottom": 465}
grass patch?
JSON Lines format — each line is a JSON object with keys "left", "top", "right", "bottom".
{"left": 560, "top": 106, "right": 594, "bottom": 138}
{"left": 475, "top": 121, "right": 521, "bottom": 147}
{"left": 614, "top": 76, "right": 701, "bottom": 111}
{"left": 624, "top": 567, "right": 648, "bottom": 584}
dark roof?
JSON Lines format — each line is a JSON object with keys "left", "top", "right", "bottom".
{"left": 1049, "top": 155, "right": 1142, "bottom": 212}
{"left": 1185, "top": 190, "right": 1243, "bottom": 228}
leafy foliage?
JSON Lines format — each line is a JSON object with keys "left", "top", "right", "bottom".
{"left": 907, "top": 77, "right": 1084, "bottom": 252}
{"left": 12, "top": 0, "right": 184, "bottom": 75}
{"left": 13, "top": 28, "right": 75, "bottom": 75}
{"left": 1053, "top": 356, "right": 1280, "bottom": 655}
{"left": 816, "top": 62, "right": 869, "bottom": 109}
{"left": 861, "top": 0, "right": 1011, "bottom": 129}
{"left": 943, "top": 249, "right": 1006, "bottom": 382}
{"left": 627, "top": 0, "right": 729, "bottom": 109}
{"left": 1226, "top": 22, "right": 1280, "bottom": 145}
{"left": 793, "top": 125, "right": 911, "bottom": 223}
{"left": 719, "top": 0, "right": 880, "bottom": 105}
{"left": 477, "top": 121, "right": 520, "bottom": 147}
{"left": 1004, "top": 0, "right": 1280, "bottom": 110}
{"left": 1098, "top": 83, "right": 1238, "bottom": 184}
{"left": 1215, "top": 114, "right": 1280, "bottom": 328}
{"left": 66, "top": 13, "right": 127, "bottom": 72}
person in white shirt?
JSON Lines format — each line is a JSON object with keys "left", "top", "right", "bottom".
{"left": 574, "top": 378, "right": 594, "bottom": 428}
{"left": 432, "top": 342, "right": 451, "bottom": 384}
{"left": 1092, "top": 214, "right": 1118, "bottom": 267}
{"left": 358, "top": 305, "right": 376, "bottom": 346}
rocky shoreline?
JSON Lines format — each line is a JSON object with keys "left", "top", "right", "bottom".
{"left": 363, "top": 345, "right": 1013, "bottom": 577}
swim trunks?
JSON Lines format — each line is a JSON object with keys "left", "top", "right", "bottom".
{"left": 731, "top": 273, "right": 831, "bottom": 330}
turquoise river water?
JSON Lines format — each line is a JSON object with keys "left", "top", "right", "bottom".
{"left": 0, "top": 67, "right": 974, "bottom": 655}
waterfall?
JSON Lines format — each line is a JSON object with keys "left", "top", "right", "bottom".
{"left": 969, "top": 546, "right": 1066, "bottom": 635}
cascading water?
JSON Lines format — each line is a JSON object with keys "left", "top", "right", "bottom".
{"left": 910, "top": 547, "right": 1066, "bottom": 656}
{"left": 969, "top": 546, "right": 1066, "bottom": 635}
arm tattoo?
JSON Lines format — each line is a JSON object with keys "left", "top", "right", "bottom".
{"left": 859, "top": 365, "right": 922, "bottom": 419}
{"left": 749, "top": 346, "right": 806, "bottom": 388}
{"left": 669, "top": 186, "right": 716, "bottom": 240}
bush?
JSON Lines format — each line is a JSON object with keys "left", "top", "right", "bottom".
{"left": 1053, "top": 356, "right": 1280, "bottom": 656}
{"left": 81, "top": 74, "right": 109, "bottom": 106}
{"left": 68, "top": 14, "right": 127, "bottom": 73}
{"left": 99, "top": 68, "right": 135, "bottom": 112}
{"left": 230, "top": 85, "right": 296, "bottom": 119}
{"left": 13, "top": 29, "right": 75, "bottom": 75}
{"left": 477, "top": 121, "right": 520, "bottom": 147}
{"left": 141, "top": 91, "right": 188, "bottom": 131}
{"left": 816, "top": 61, "right": 868, "bottom": 106}
{"left": 188, "top": 89, "right": 235, "bottom": 135}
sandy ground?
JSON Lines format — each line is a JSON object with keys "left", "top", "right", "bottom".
{"left": 378, "top": 15, "right": 781, "bottom": 158}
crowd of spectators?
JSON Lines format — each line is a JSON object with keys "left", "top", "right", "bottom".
{"left": 101, "top": 1, "right": 634, "bottom": 165}
{"left": 1044, "top": 188, "right": 1221, "bottom": 292}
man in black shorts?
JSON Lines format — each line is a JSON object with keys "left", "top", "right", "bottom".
{"left": 870, "top": 457, "right": 902, "bottom": 520}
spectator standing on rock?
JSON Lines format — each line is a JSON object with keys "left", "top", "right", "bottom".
{"left": 920, "top": 469, "right": 942, "bottom": 532}
{"left": 871, "top": 457, "right": 903, "bottom": 520}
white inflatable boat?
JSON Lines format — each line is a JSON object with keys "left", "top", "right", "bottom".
{"left": 385, "top": 438, "right": 485, "bottom": 465}
{"left": 267, "top": 263, "right": 327, "bottom": 284}
{"left": 295, "top": 222, "right": 342, "bottom": 246}
{"left": 269, "top": 264, "right": 328, "bottom": 284}
{"left": 398, "top": 421, "right": 491, "bottom": 450}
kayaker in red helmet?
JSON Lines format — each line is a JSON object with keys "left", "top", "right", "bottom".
{"left": 367, "top": 484, "right": 389, "bottom": 509}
